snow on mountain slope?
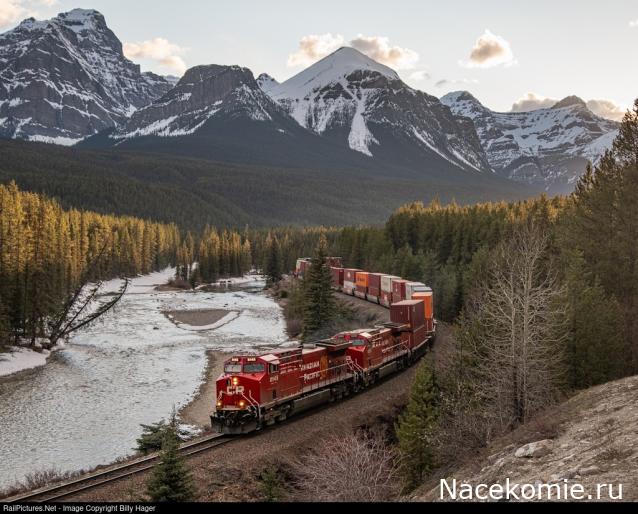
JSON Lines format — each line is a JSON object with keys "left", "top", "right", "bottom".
{"left": 256, "top": 73, "right": 279, "bottom": 94}
{"left": 0, "top": 9, "right": 173, "bottom": 143}
{"left": 266, "top": 47, "right": 491, "bottom": 173}
{"left": 441, "top": 91, "right": 619, "bottom": 192}
{"left": 112, "top": 64, "right": 289, "bottom": 140}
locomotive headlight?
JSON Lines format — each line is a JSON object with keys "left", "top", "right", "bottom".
{"left": 232, "top": 377, "right": 239, "bottom": 386}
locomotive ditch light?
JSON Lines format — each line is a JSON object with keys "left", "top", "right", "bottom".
{"left": 216, "top": 400, "right": 222, "bottom": 407}
{"left": 239, "top": 400, "right": 246, "bottom": 408}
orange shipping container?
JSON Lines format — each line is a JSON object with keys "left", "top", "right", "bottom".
{"left": 412, "top": 291, "right": 434, "bottom": 320}
{"left": 355, "top": 272, "right": 370, "bottom": 288}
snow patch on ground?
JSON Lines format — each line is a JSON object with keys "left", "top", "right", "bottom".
{"left": 0, "top": 347, "right": 50, "bottom": 377}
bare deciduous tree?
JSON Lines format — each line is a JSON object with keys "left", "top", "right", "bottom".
{"left": 288, "top": 430, "right": 400, "bottom": 502}
{"left": 473, "top": 224, "right": 566, "bottom": 428}
{"left": 446, "top": 224, "right": 567, "bottom": 446}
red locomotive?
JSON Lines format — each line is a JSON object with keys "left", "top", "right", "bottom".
{"left": 211, "top": 299, "right": 435, "bottom": 434}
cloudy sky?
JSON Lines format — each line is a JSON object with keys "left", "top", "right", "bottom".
{"left": 0, "top": 0, "right": 636, "bottom": 118}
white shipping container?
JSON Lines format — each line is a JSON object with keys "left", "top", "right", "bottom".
{"left": 381, "top": 275, "right": 400, "bottom": 293}
{"left": 406, "top": 282, "right": 430, "bottom": 299}
{"left": 343, "top": 281, "right": 356, "bottom": 294}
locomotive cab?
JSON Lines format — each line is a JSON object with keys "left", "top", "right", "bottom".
{"left": 212, "top": 355, "right": 271, "bottom": 434}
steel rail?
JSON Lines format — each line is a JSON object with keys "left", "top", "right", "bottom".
{"left": 6, "top": 434, "right": 233, "bottom": 503}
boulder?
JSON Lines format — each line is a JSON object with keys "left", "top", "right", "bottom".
{"left": 515, "top": 439, "right": 554, "bottom": 458}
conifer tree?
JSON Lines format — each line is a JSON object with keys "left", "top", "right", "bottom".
{"left": 264, "top": 234, "right": 283, "bottom": 285}
{"left": 146, "top": 413, "right": 195, "bottom": 502}
{"left": 395, "top": 359, "right": 439, "bottom": 490}
{"left": 567, "top": 99, "right": 638, "bottom": 372}
{"left": 302, "top": 233, "right": 335, "bottom": 340}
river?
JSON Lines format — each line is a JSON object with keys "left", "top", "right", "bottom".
{"left": 0, "top": 269, "right": 289, "bottom": 490}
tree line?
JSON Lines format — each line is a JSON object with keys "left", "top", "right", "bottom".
{"left": 0, "top": 182, "right": 184, "bottom": 347}
{"left": 392, "top": 101, "right": 638, "bottom": 491}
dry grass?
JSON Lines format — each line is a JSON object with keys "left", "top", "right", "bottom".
{"left": 286, "top": 429, "right": 401, "bottom": 502}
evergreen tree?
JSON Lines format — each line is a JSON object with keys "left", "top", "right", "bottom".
{"left": 395, "top": 359, "right": 439, "bottom": 490}
{"left": 567, "top": 100, "right": 638, "bottom": 372}
{"left": 136, "top": 418, "right": 189, "bottom": 455}
{"left": 563, "top": 250, "right": 625, "bottom": 388}
{"left": 302, "top": 234, "right": 336, "bottom": 340}
{"left": 264, "top": 234, "right": 283, "bottom": 285}
{"left": 146, "top": 413, "right": 195, "bottom": 502}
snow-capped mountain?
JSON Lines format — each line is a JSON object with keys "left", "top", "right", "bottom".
{"left": 441, "top": 91, "right": 619, "bottom": 192}
{"left": 112, "top": 64, "right": 287, "bottom": 140}
{"left": 256, "top": 73, "right": 279, "bottom": 94}
{"left": 264, "top": 47, "right": 491, "bottom": 173}
{"left": 82, "top": 62, "right": 390, "bottom": 172}
{"left": 0, "top": 9, "right": 173, "bottom": 144}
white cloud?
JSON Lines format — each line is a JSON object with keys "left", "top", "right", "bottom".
{"left": 123, "top": 37, "right": 188, "bottom": 75}
{"left": 287, "top": 33, "right": 345, "bottom": 67}
{"left": 287, "top": 33, "right": 419, "bottom": 70}
{"left": 629, "top": 19, "right": 638, "bottom": 27}
{"left": 408, "top": 70, "right": 430, "bottom": 81}
{"left": 510, "top": 92, "right": 627, "bottom": 121}
{"left": 0, "top": 0, "right": 27, "bottom": 27}
{"left": 511, "top": 92, "right": 557, "bottom": 112}
{"left": 586, "top": 99, "right": 626, "bottom": 121}
{"left": 461, "top": 29, "right": 516, "bottom": 68}
{"left": 0, "top": 0, "right": 58, "bottom": 28}
{"left": 434, "top": 78, "right": 479, "bottom": 88}
{"left": 349, "top": 34, "right": 419, "bottom": 69}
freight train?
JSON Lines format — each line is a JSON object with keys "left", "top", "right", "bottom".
{"left": 210, "top": 258, "right": 435, "bottom": 435}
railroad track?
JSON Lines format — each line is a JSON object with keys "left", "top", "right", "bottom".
{"left": 6, "top": 434, "right": 233, "bottom": 503}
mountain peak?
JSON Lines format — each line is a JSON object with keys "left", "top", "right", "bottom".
{"left": 552, "top": 95, "right": 587, "bottom": 110}
{"left": 441, "top": 90, "right": 481, "bottom": 105}
{"left": 256, "top": 73, "right": 279, "bottom": 93}
{"left": 269, "top": 46, "right": 399, "bottom": 102}
{"left": 312, "top": 46, "right": 400, "bottom": 81}
{"left": 0, "top": 7, "right": 171, "bottom": 143}
{"left": 13, "top": 8, "right": 106, "bottom": 33}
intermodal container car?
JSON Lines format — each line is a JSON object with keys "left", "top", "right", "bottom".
{"left": 355, "top": 272, "right": 370, "bottom": 299}
{"left": 343, "top": 269, "right": 361, "bottom": 295}
{"left": 405, "top": 282, "right": 429, "bottom": 300}
{"left": 390, "top": 299, "right": 426, "bottom": 331}
{"left": 380, "top": 275, "right": 399, "bottom": 306}
{"left": 412, "top": 289, "right": 434, "bottom": 333}
{"left": 391, "top": 279, "right": 408, "bottom": 304}
{"left": 367, "top": 273, "right": 383, "bottom": 303}
{"left": 331, "top": 267, "right": 344, "bottom": 290}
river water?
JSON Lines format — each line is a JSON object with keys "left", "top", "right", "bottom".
{"left": 0, "top": 270, "right": 288, "bottom": 490}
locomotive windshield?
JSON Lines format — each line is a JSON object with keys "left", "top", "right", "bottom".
{"left": 243, "top": 363, "right": 265, "bottom": 373}
{"left": 224, "top": 363, "right": 242, "bottom": 373}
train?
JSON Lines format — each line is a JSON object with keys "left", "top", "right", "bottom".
{"left": 210, "top": 258, "right": 435, "bottom": 435}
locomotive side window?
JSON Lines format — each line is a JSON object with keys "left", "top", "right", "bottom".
{"left": 351, "top": 339, "right": 366, "bottom": 346}
{"left": 224, "top": 364, "right": 242, "bottom": 373}
{"left": 243, "top": 363, "right": 265, "bottom": 373}
{"left": 269, "top": 364, "right": 279, "bottom": 373}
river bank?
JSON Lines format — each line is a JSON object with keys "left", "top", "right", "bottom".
{"left": 179, "top": 349, "right": 230, "bottom": 428}
{"left": 0, "top": 271, "right": 288, "bottom": 490}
